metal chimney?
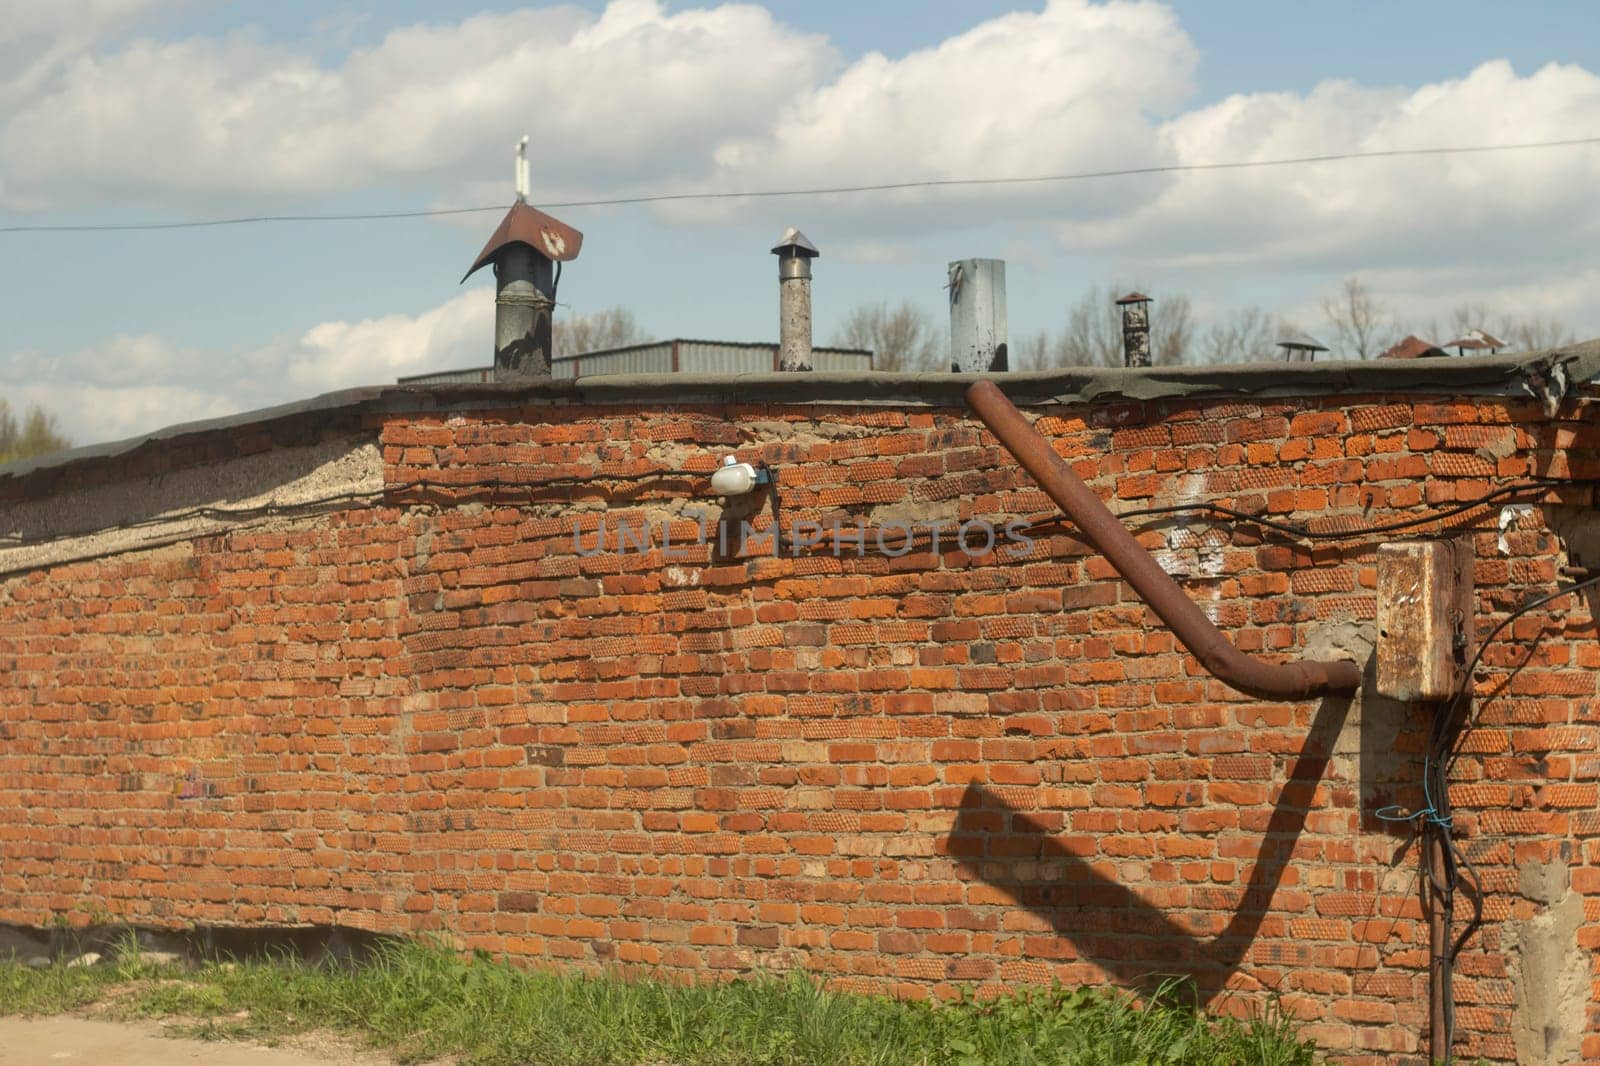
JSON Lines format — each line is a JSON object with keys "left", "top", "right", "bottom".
{"left": 948, "top": 258, "right": 1007, "bottom": 372}
{"left": 1115, "top": 292, "right": 1152, "bottom": 368}
{"left": 460, "top": 140, "right": 584, "bottom": 381}
{"left": 772, "top": 228, "right": 819, "bottom": 371}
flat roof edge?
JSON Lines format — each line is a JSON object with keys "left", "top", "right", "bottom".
{"left": 4, "top": 345, "right": 1596, "bottom": 484}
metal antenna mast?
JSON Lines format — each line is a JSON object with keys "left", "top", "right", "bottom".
{"left": 515, "top": 136, "right": 530, "bottom": 203}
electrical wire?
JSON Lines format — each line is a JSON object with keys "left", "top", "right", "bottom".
{"left": 0, "top": 205, "right": 504, "bottom": 233}
{"left": 0, "top": 468, "right": 706, "bottom": 549}
{"left": 5, "top": 466, "right": 1594, "bottom": 559}
{"left": 3, "top": 135, "right": 1598, "bottom": 234}
{"left": 5, "top": 430, "right": 1592, "bottom": 1062}
{"left": 1441, "top": 572, "right": 1600, "bottom": 776}
{"left": 1117, "top": 477, "right": 1594, "bottom": 542}
{"left": 6, "top": 447, "right": 1595, "bottom": 1064}
{"left": 1421, "top": 571, "right": 1600, "bottom": 1061}
{"left": 1368, "top": 572, "right": 1600, "bottom": 1062}
{"left": 1103, "top": 473, "right": 1595, "bottom": 1061}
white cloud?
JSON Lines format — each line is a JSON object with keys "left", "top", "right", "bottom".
{"left": 0, "top": 0, "right": 838, "bottom": 210}
{"left": 0, "top": 331, "right": 241, "bottom": 443}
{"left": 702, "top": 0, "right": 1194, "bottom": 224}
{"left": 0, "top": 290, "right": 492, "bottom": 447}
{"left": 4, "top": 0, "right": 1600, "bottom": 420}
{"left": 277, "top": 288, "right": 490, "bottom": 393}
{"left": 7, "top": 0, "right": 1595, "bottom": 283}
{"left": 0, "top": 0, "right": 205, "bottom": 112}
{"left": 1061, "top": 60, "right": 1600, "bottom": 270}
{"left": 3, "top": 378, "right": 237, "bottom": 446}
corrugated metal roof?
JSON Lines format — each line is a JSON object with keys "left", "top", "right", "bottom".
{"left": 396, "top": 366, "right": 495, "bottom": 384}
{"left": 405, "top": 340, "right": 874, "bottom": 385}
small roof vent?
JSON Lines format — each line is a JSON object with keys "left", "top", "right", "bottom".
{"left": 1444, "top": 329, "right": 1506, "bottom": 353}
{"left": 771, "top": 227, "right": 819, "bottom": 259}
{"left": 1277, "top": 332, "right": 1329, "bottom": 362}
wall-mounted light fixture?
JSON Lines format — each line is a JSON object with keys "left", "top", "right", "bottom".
{"left": 709, "top": 455, "right": 774, "bottom": 497}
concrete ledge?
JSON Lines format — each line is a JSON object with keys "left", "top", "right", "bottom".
{"left": 0, "top": 437, "right": 382, "bottom": 575}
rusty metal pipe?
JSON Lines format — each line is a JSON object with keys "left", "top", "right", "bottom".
{"left": 967, "top": 380, "right": 1361, "bottom": 700}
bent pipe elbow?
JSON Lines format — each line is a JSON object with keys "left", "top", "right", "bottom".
{"left": 966, "top": 380, "right": 1362, "bottom": 701}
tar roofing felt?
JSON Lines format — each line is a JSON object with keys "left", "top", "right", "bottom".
{"left": 2, "top": 343, "right": 1597, "bottom": 484}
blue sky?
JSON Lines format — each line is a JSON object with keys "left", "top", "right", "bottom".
{"left": 3, "top": 1, "right": 1599, "bottom": 445}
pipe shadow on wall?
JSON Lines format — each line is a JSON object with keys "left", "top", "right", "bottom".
{"left": 945, "top": 687, "right": 1354, "bottom": 1002}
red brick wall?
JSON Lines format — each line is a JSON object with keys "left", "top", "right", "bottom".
{"left": 2, "top": 391, "right": 1597, "bottom": 1064}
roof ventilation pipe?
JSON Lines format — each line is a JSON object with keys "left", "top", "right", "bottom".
{"left": 773, "top": 228, "right": 819, "bottom": 372}
{"left": 461, "top": 137, "right": 584, "bottom": 381}
{"left": 1115, "top": 291, "right": 1152, "bottom": 368}
{"left": 967, "top": 379, "right": 1362, "bottom": 700}
{"left": 948, "top": 259, "right": 1007, "bottom": 372}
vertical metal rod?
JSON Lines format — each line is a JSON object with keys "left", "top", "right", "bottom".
{"left": 1427, "top": 824, "right": 1450, "bottom": 1064}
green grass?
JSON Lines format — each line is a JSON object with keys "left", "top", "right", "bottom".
{"left": 0, "top": 955, "right": 125, "bottom": 1014}
{"left": 2, "top": 939, "right": 1316, "bottom": 1066}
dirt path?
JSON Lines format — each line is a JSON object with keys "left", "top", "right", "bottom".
{"left": 0, "top": 1016, "right": 395, "bottom": 1066}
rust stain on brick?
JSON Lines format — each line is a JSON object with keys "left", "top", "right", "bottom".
{"left": 496, "top": 891, "right": 542, "bottom": 912}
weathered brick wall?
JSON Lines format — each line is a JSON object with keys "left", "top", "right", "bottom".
{"left": 1, "top": 390, "right": 1596, "bottom": 1064}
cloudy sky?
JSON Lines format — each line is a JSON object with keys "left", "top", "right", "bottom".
{"left": 3, "top": 0, "right": 1599, "bottom": 447}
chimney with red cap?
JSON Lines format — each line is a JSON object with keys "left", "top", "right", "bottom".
{"left": 461, "top": 138, "right": 584, "bottom": 380}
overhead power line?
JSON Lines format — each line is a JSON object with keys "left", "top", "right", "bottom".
{"left": 0, "top": 204, "right": 501, "bottom": 233}
{"left": 2, "top": 134, "right": 1597, "bottom": 235}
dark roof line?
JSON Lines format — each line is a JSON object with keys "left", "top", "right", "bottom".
{"left": 4, "top": 345, "right": 1597, "bottom": 485}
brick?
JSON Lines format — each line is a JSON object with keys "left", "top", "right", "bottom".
{"left": 1, "top": 392, "right": 1590, "bottom": 1063}
{"left": 497, "top": 892, "right": 542, "bottom": 912}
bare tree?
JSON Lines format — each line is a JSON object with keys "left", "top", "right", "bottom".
{"left": 832, "top": 301, "right": 944, "bottom": 371}
{"left": 1445, "top": 304, "right": 1577, "bottom": 351}
{"left": 1013, "top": 331, "right": 1053, "bottom": 371}
{"left": 1200, "top": 307, "right": 1282, "bottom": 364}
{"left": 1056, "top": 289, "right": 1121, "bottom": 367}
{"left": 1049, "top": 285, "right": 1193, "bottom": 367}
{"left": 1445, "top": 303, "right": 1492, "bottom": 341}
{"left": 1322, "top": 277, "right": 1392, "bottom": 360}
{"left": 0, "top": 400, "right": 71, "bottom": 464}
{"left": 1152, "top": 293, "right": 1194, "bottom": 367}
{"left": 1396, "top": 303, "right": 1582, "bottom": 354}
{"left": 1499, "top": 315, "right": 1578, "bottom": 351}
{"left": 553, "top": 308, "right": 648, "bottom": 358}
